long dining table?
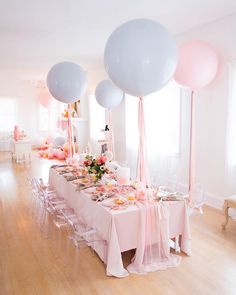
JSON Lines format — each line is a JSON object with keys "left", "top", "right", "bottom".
{"left": 49, "top": 167, "right": 191, "bottom": 277}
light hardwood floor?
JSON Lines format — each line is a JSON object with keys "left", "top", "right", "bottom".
{"left": 0, "top": 151, "right": 236, "bottom": 295}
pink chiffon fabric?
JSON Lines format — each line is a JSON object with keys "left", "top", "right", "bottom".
{"left": 136, "top": 97, "right": 150, "bottom": 187}
{"left": 127, "top": 202, "right": 181, "bottom": 274}
{"left": 67, "top": 104, "right": 75, "bottom": 158}
{"left": 134, "top": 97, "right": 181, "bottom": 272}
{"left": 49, "top": 169, "right": 191, "bottom": 277}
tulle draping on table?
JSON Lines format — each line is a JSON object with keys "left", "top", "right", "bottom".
{"left": 127, "top": 202, "right": 181, "bottom": 274}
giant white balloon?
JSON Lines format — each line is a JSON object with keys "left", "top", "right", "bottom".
{"left": 47, "top": 61, "right": 87, "bottom": 103}
{"left": 104, "top": 19, "right": 177, "bottom": 97}
{"left": 95, "top": 80, "right": 124, "bottom": 109}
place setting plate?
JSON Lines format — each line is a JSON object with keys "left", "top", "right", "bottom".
{"left": 101, "top": 196, "right": 129, "bottom": 210}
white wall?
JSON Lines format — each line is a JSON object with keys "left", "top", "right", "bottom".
{"left": 111, "top": 98, "right": 126, "bottom": 163}
{"left": 175, "top": 14, "right": 236, "bottom": 207}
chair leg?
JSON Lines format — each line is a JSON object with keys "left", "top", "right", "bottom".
{"left": 174, "top": 236, "right": 181, "bottom": 253}
{"left": 198, "top": 206, "right": 203, "bottom": 215}
{"left": 222, "top": 206, "right": 229, "bottom": 230}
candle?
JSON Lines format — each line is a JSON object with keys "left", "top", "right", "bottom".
{"left": 116, "top": 167, "right": 130, "bottom": 185}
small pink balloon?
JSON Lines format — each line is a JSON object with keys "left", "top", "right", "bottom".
{"left": 38, "top": 91, "right": 54, "bottom": 109}
{"left": 38, "top": 150, "right": 44, "bottom": 157}
{"left": 174, "top": 40, "right": 219, "bottom": 90}
{"left": 48, "top": 152, "right": 54, "bottom": 159}
{"left": 52, "top": 148, "right": 59, "bottom": 157}
{"left": 57, "top": 150, "right": 66, "bottom": 160}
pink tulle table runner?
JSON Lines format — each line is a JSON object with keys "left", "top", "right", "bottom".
{"left": 49, "top": 168, "right": 191, "bottom": 277}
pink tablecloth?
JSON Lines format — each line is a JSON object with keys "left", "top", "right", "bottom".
{"left": 49, "top": 169, "right": 191, "bottom": 277}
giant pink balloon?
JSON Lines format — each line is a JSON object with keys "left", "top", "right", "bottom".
{"left": 38, "top": 91, "right": 54, "bottom": 109}
{"left": 174, "top": 40, "right": 219, "bottom": 90}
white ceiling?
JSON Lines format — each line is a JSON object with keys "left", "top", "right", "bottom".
{"left": 1, "top": 0, "right": 236, "bottom": 78}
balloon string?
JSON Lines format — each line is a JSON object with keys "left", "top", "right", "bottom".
{"left": 67, "top": 104, "right": 75, "bottom": 158}
{"left": 70, "top": 107, "right": 75, "bottom": 156}
{"left": 67, "top": 106, "right": 71, "bottom": 158}
{"left": 188, "top": 90, "right": 195, "bottom": 202}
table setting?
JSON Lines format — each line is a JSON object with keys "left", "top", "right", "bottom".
{"left": 48, "top": 155, "right": 191, "bottom": 278}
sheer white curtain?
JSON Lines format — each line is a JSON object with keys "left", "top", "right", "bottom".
{"left": 125, "top": 81, "right": 181, "bottom": 185}
{"left": 226, "top": 60, "right": 236, "bottom": 217}
{"left": 226, "top": 61, "right": 236, "bottom": 193}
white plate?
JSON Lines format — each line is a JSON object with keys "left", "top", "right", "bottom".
{"left": 157, "top": 190, "right": 172, "bottom": 197}
{"left": 101, "top": 197, "right": 128, "bottom": 208}
{"left": 83, "top": 187, "right": 98, "bottom": 195}
{"left": 63, "top": 172, "right": 74, "bottom": 177}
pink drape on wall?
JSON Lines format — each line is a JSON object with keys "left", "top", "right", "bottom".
{"left": 188, "top": 90, "right": 196, "bottom": 203}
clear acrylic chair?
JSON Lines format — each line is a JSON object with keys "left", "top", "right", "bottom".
{"left": 60, "top": 210, "right": 107, "bottom": 280}
{"left": 28, "top": 177, "right": 68, "bottom": 237}
{"left": 27, "top": 177, "right": 44, "bottom": 219}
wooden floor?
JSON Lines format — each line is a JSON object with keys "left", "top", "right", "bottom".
{"left": 0, "top": 152, "right": 236, "bottom": 295}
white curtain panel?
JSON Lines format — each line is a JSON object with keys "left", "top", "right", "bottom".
{"left": 226, "top": 61, "right": 236, "bottom": 217}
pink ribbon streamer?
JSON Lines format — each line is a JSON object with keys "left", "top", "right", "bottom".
{"left": 136, "top": 97, "right": 151, "bottom": 188}
{"left": 67, "top": 104, "right": 75, "bottom": 158}
{"left": 131, "top": 97, "right": 184, "bottom": 273}
{"left": 188, "top": 90, "right": 196, "bottom": 203}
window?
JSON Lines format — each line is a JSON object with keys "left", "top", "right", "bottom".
{"left": 125, "top": 81, "right": 181, "bottom": 179}
{"left": 38, "top": 101, "right": 64, "bottom": 132}
{"left": 126, "top": 81, "right": 181, "bottom": 154}
{"left": 0, "top": 97, "right": 18, "bottom": 132}
{"left": 38, "top": 104, "right": 49, "bottom": 131}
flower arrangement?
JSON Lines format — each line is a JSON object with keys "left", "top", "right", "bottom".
{"left": 83, "top": 154, "right": 108, "bottom": 181}
{"left": 63, "top": 108, "right": 77, "bottom": 118}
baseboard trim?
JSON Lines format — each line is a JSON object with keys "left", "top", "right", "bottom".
{"left": 204, "top": 192, "right": 224, "bottom": 210}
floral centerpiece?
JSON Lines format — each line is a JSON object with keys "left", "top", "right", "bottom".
{"left": 83, "top": 154, "right": 108, "bottom": 181}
